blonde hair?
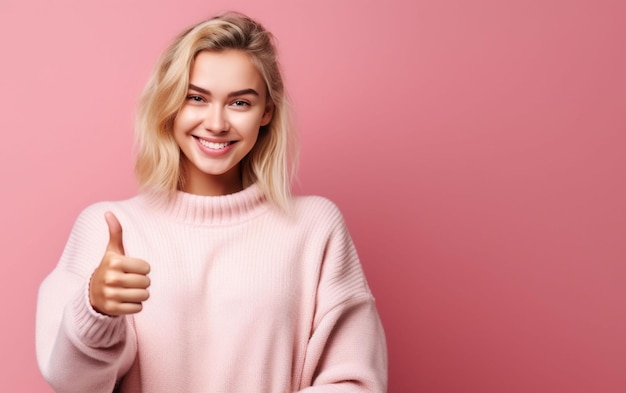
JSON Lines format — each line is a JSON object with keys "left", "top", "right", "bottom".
{"left": 134, "top": 12, "right": 297, "bottom": 211}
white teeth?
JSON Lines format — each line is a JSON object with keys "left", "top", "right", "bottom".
{"left": 198, "top": 139, "right": 230, "bottom": 150}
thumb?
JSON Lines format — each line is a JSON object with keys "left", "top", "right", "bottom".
{"left": 105, "top": 211, "right": 125, "bottom": 255}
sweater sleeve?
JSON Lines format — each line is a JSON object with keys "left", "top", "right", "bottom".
{"left": 298, "top": 202, "right": 388, "bottom": 392}
{"left": 36, "top": 204, "right": 137, "bottom": 393}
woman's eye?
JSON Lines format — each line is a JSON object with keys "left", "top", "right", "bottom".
{"left": 187, "top": 95, "right": 205, "bottom": 102}
{"left": 232, "top": 100, "right": 250, "bottom": 107}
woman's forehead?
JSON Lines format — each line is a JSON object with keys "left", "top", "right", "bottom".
{"left": 188, "top": 50, "right": 266, "bottom": 94}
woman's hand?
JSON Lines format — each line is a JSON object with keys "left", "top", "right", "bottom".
{"left": 88, "top": 212, "right": 151, "bottom": 316}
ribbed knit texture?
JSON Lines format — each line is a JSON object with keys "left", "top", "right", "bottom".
{"left": 36, "top": 185, "right": 387, "bottom": 393}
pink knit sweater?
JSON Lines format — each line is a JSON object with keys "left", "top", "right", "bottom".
{"left": 36, "top": 185, "right": 387, "bottom": 392}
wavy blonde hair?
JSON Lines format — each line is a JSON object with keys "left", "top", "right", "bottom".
{"left": 134, "top": 12, "right": 297, "bottom": 211}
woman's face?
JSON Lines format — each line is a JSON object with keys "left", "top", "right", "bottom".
{"left": 173, "top": 50, "right": 273, "bottom": 195}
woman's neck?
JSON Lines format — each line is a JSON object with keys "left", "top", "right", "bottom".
{"left": 180, "top": 161, "right": 243, "bottom": 196}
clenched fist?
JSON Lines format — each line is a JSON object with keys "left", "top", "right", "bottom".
{"left": 89, "top": 211, "right": 151, "bottom": 316}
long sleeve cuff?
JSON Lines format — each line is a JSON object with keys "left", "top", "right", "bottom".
{"left": 67, "top": 283, "right": 128, "bottom": 349}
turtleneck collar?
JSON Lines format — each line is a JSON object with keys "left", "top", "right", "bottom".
{"left": 140, "top": 183, "right": 269, "bottom": 226}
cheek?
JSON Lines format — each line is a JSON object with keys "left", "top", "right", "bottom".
{"left": 172, "top": 113, "right": 191, "bottom": 146}
{"left": 173, "top": 107, "right": 200, "bottom": 132}
{"left": 230, "top": 111, "right": 266, "bottom": 132}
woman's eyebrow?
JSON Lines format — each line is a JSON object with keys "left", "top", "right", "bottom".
{"left": 188, "top": 84, "right": 259, "bottom": 98}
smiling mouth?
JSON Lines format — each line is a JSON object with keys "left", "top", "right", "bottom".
{"left": 195, "top": 137, "right": 235, "bottom": 150}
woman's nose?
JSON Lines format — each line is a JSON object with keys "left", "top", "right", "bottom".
{"left": 203, "top": 105, "right": 228, "bottom": 133}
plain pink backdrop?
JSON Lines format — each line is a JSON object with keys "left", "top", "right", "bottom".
{"left": 1, "top": 0, "right": 625, "bottom": 391}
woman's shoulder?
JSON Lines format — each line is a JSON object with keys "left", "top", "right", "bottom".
{"left": 293, "top": 194, "right": 342, "bottom": 215}
{"left": 290, "top": 194, "right": 348, "bottom": 230}
{"left": 72, "top": 195, "right": 144, "bottom": 227}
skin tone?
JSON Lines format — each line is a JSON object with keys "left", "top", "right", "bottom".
{"left": 89, "top": 49, "right": 273, "bottom": 316}
{"left": 174, "top": 49, "right": 273, "bottom": 196}
{"left": 89, "top": 212, "right": 151, "bottom": 316}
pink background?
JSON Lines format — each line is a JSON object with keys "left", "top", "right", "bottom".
{"left": 1, "top": 0, "right": 625, "bottom": 391}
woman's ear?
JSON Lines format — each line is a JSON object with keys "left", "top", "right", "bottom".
{"left": 260, "top": 100, "right": 274, "bottom": 126}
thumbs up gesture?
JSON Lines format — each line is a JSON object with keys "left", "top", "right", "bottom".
{"left": 89, "top": 212, "right": 151, "bottom": 316}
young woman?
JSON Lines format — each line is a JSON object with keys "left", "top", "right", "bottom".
{"left": 36, "top": 12, "right": 387, "bottom": 392}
